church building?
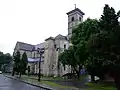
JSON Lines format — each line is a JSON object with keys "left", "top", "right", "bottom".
{"left": 13, "top": 6, "right": 85, "bottom": 76}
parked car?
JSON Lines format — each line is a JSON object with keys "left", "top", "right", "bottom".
{"left": 0, "top": 71, "right": 2, "bottom": 74}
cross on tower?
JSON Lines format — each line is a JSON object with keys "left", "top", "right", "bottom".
{"left": 74, "top": 4, "right": 76, "bottom": 9}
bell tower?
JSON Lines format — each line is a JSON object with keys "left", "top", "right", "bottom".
{"left": 67, "top": 5, "right": 85, "bottom": 40}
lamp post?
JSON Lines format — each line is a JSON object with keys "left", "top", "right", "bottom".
{"left": 37, "top": 48, "right": 44, "bottom": 81}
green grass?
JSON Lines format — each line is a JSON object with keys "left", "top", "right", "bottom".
{"left": 22, "top": 75, "right": 64, "bottom": 80}
{"left": 86, "top": 82, "right": 116, "bottom": 90}
{"left": 40, "top": 81, "right": 77, "bottom": 89}
{"left": 23, "top": 74, "right": 88, "bottom": 81}
{"left": 21, "top": 75, "right": 78, "bottom": 89}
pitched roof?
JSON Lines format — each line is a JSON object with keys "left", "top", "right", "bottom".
{"left": 55, "top": 34, "right": 68, "bottom": 40}
{"left": 66, "top": 8, "right": 85, "bottom": 15}
{"left": 35, "top": 42, "right": 45, "bottom": 50}
{"left": 15, "top": 41, "right": 35, "bottom": 51}
{"left": 45, "top": 37, "right": 54, "bottom": 41}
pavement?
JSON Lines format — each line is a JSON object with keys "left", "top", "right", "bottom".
{"left": 0, "top": 74, "right": 46, "bottom": 90}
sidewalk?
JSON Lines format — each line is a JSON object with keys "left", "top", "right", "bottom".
{"left": 4, "top": 74, "right": 81, "bottom": 90}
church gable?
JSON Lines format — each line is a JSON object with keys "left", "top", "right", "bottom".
{"left": 15, "top": 41, "right": 35, "bottom": 51}
{"left": 55, "top": 34, "right": 68, "bottom": 40}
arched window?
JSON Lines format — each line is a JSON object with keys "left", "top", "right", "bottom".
{"left": 64, "top": 44, "right": 66, "bottom": 49}
{"left": 79, "top": 17, "right": 82, "bottom": 21}
{"left": 54, "top": 44, "right": 56, "bottom": 49}
{"left": 71, "top": 17, "right": 74, "bottom": 21}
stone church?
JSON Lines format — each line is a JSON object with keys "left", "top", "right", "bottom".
{"left": 13, "top": 6, "right": 85, "bottom": 76}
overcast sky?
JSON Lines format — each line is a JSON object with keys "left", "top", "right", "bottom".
{"left": 0, "top": 0, "right": 119, "bottom": 54}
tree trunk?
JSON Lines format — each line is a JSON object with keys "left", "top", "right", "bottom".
{"left": 12, "top": 71, "right": 15, "bottom": 76}
{"left": 73, "top": 66, "right": 80, "bottom": 80}
{"left": 114, "top": 75, "right": 120, "bottom": 90}
{"left": 91, "top": 75, "right": 95, "bottom": 82}
{"left": 19, "top": 72, "right": 21, "bottom": 78}
{"left": 77, "top": 72, "right": 80, "bottom": 79}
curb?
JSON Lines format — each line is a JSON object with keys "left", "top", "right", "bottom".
{"left": 4, "top": 75, "right": 53, "bottom": 90}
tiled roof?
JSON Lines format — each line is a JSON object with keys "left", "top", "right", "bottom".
{"left": 35, "top": 42, "right": 45, "bottom": 50}
{"left": 15, "top": 41, "right": 35, "bottom": 51}
{"left": 66, "top": 8, "right": 85, "bottom": 15}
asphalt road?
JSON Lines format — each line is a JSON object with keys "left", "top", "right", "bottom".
{"left": 0, "top": 74, "right": 46, "bottom": 90}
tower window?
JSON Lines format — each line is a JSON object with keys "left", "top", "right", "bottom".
{"left": 56, "top": 48, "right": 59, "bottom": 51}
{"left": 64, "top": 44, "right": 66, "bottom": 49}
{"left": 71, "top": 17, "right": 74, "bottom": 21}
{"left": 79, "top": 17, "right": 82, "bottom": 21}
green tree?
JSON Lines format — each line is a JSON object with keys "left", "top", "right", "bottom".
{"left": 71, "top": 18, "right": 100, "bottom": 78}
{"left": 21, "top": 52, "right": 28, "bottom": 74}
{"left": 88, "top": 4, "right": 120, "bottom": 89}
{"left": 59, "top": 46, "right": 80, "bottom": 78}
{"left": 0, "top": 51, "right": 5, "bottom": 69}
{"left": 0, "top": 52, "right": 12, "bottom": 70}
{"left": 59, "top": 19, "right": 100, "bottom": 79}
{"left": 12, "top": 50, "right": 21, "bottom": 76}
{"left": 4, "top": 53, "right": 12, "bottom": 64}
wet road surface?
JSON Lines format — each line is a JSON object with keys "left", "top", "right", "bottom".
{"left": 0, "top": 74, "right": 46, "bottom": 90}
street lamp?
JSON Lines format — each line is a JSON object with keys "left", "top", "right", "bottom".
{"left": 37, "top": 48, "right": 44, "bottom": 81}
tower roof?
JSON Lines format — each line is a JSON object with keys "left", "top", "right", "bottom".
{"left": 66, "top": 8, "right": 85, "bottom": 15}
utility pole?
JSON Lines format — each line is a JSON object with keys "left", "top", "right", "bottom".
{"left": 37, "top": 48, "right": 44, "bottom": 81}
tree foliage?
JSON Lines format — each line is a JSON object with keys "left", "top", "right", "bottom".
{"left": 59, "top": 19, "right": 100, "bottom": 78}
{"left": 13, "top": 51, "right": 28, "bottom": 76}
{"left": 13, "top": 50, "right": 21, "bottom": 74}
{"left": 88, "top": 4, "right": 120, "bottom": 89}
{"left": 21, "top": 52, "right": 28, "bottom": 74}
{"left": 0, "top": 51, "right": 12, "bottom": 70}
{"left": 59, "top": 4, "right": 120, "bottom": 89}
{"left": 59, "top": 46, "right": 76, "bottom": 69}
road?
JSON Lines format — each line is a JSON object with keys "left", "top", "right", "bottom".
{"left": 0, "top": 74, "right": 46, "bottom": 90}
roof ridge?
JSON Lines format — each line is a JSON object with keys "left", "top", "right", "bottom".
{"left": 17, "top": 41, "right": 35, "bottom": 46}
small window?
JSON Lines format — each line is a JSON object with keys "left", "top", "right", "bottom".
{"left": 42, "top": 56, "right": 44, "bottom": 59}
{"left": 64, "top": 44, "right": 66, "bottom": 49}
{"left": 34, "top": 52, "right": 35, "bottom": 58}
{"left": 54, "top": 45, "right": 56, "bottom": 48}
{"left": 71, "top": 17, "right": 74, "bottom": 21}
{"left": 56, "top": 48, "right": 59, "bottom": 51}
{"left": 79, "top": 17, "right": 81, "bottom": 21}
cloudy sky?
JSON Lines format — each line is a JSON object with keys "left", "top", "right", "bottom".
{"left": 0, "top": 0, "right": 119, "bottom": 54}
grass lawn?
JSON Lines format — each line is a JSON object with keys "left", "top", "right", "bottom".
{"left": 22, "top": 74, "right": 88, "bottom": 81}
{"left": 22, "top": 75, "right": 64, "bottom": 80}
{"left": 86, "top": 82, "right": 116, "bottom": 90}
{"left": 21, "top": 75, "right": 78, "bottom": 90}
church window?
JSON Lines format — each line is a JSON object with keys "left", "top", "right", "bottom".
{"left": 79, "top": 17, "right": 81, "bottom": 21}
{"left": 54, "top": 44, "right": 56, "bottom": 49}
{"left": 64, "top": 44, "right": 66, "bottom": 49}
{"left": 56, "top": 48, "right": 59, "bottom": 51}
{"left": 33, "top": 52, "right": 35, "bottom": 58}
{"left": 42, "top": 56, "right": 44, "bottom": 59}
{"left": 71, "top": 17, "right": 74, "bottom": 21}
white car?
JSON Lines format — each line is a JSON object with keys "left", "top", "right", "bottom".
{"left": 0, "top": 71, "right": 2, "bottom": 74}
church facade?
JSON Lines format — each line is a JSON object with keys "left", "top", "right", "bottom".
{"left": 13, "top": 7, "right": 85, "bottom": 76}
